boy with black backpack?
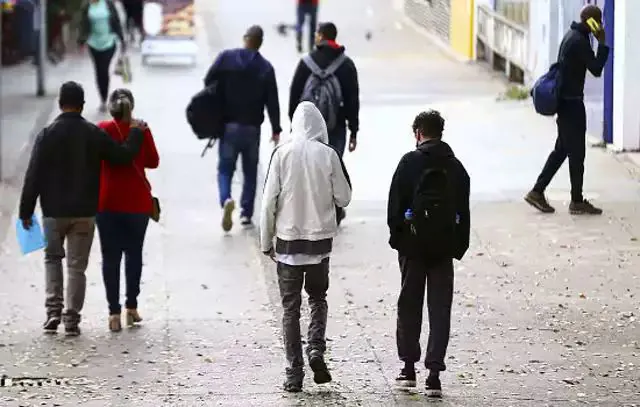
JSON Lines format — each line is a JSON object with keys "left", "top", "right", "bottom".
{"left": 387, "top": 110, "right": 470, "bottom": 398}
{"left": 288, "top": 22, "right": 360, "bottom": 225}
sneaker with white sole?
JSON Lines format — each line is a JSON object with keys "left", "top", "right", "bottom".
{"left": 221, "top": 199, "right": 235, "bottom": 232}
{"left": 425, "top": 375, "right": 442, "bottom": 398}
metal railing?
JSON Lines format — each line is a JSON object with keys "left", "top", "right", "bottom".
{"left": 476, "top": 4, "right": 528, "bottom": 80}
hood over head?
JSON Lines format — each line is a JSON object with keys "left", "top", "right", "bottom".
{"left": 291, "top": 102, "right": 328, "bottom": 143}
{"left": 417, "top": 139, "right": 455, "bottom": 158}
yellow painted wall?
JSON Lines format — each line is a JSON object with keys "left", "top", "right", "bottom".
{"left": 449, "top": 0, "right": 475, "bottom": 59}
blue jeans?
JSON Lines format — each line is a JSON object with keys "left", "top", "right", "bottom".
{"left": 218, "top": 123, "right": 260, "bottom": 219}
{"left": 96, "top": 212, "right": 149, "bottom": 315}
{"left": 296, "top": 4, "right": 318, "bottom": 51}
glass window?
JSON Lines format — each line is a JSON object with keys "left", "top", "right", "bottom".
{"left": 495, "top": 0, "right": 529, "bottom": 27}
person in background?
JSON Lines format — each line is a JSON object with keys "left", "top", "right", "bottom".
{"left": 97, "top": 89, "right": 159, "bottom": 332}
{"left": 295, "top": 0, "right": 318, "bottom": 53}
{"left": 204, "top": 25, "right": 281, "bottom": 232}
{"left": 387, "top": 110, "right": 470, "bottom": 398}
{"left": 122, "top": 0, "right": 144, "bottom": 44}
{"left": 260, "top": 102, "right": 352, "bottom": 393}
{"left": 19, "top": 81, "right": 145, "bottom": 336}
{"left": 288, "top": 22, "right": 359, "bottom": 226}
{"left": 525, "top": 4, "right": 609, "bottom": 215}
{"left": 78, "top": 0, "right": 126, "bottom": 112}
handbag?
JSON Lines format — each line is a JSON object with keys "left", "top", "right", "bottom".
{"left": 114, "top": 52, "right": 132, "bottom": 83}
{"left": 112, "top": 121, "right": 160, "bottom": 222}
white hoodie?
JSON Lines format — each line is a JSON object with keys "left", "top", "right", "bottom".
{"left": 260, "top": 102, "right": 352, "bottom": 254}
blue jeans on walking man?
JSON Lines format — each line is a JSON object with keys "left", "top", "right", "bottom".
{"left": 218, "top": 123, "right": 260, "bottom": 223}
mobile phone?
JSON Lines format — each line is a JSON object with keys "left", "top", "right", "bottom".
{"left": 586, "top": 17, "right": 601, "bottom": 33}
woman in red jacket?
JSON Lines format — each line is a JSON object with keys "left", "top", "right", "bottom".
{"left": 97, "top": 88, "right": 159, "bottom": 332}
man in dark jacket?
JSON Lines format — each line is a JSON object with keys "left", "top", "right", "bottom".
{"left": 289, "top": 22, "right": 360, "bottom": 224}
{"left": 387, "top": 110, "right": 470, "bottom": 398}
{"left": 295, "top": 0, "right": 319, "bottom": 53}
{"left": 19, "top": 81, "right": 145, "bottom": 336}
{"left": 204, "top": 25, "right": 281, "bottom": 232}
{"left": 526, "top": 4, "right": 609, "bottom": 215}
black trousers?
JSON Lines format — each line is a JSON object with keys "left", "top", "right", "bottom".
{"left": 533, "top": 99, "right": 586, "bottom": 202}
{"left": 88, "top": 45, "right": 116, "bottom": 103}
{"left": 329, "top": 126, "right": 347, "bottom": 223}
{"left": 396, "top": 255, "right": 454, "bottom": 372}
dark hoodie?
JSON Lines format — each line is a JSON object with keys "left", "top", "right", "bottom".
{"left": 557, "top": 22, "right": 609, "bottom": 99}
{"left": 387, "top": 139, "right": 470, "bottom": 261}
{"left": 289, "top": 41, "right": 360, "bottom": 136}
{"left": 204, "top": 48, "right": 282, "bottom": 134}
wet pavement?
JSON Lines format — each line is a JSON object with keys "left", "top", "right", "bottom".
{"left": 1, "top": 0, "right": 640, "bottom": 405}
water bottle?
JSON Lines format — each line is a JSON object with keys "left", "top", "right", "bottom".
{"left": 404, "top": 209, "right": 413, "bottom": 221}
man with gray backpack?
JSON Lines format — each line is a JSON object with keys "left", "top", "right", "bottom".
{"left": 289, "top": 22, "right": 360, "bottom": 225}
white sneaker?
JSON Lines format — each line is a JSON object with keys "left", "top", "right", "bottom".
{"left": 221, "top": 199, "right": 235, "bottom": 232}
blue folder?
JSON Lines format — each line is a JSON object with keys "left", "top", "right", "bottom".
{"left": 16, "top": 215, "right": 46, "bottom": 255}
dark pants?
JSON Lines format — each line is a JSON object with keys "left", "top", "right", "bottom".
{"left": 96, "top": 212, "right": 149, "bottom": 315}
{"left": 396, "top": 255, "right": 454, "bottom": 372}
{"left": 88, "top": 45, "right": 116, "bottom": 103}
{"left": 123, "top": 0, "right": 144, "bottom": 35}
{"left": 217, "top": 123, "right": 260, "bottom": 219}
{"left": 296, "top": 4, "right": 318, "bottom": 51}
{"left": 329, "top": 126, "right": 347, "bottom": 221}
{"left": 533, "top": 99, "right": 586, "bottom": 202}
{"left": 277, "top": 259, "right": 329, "bottom": 380}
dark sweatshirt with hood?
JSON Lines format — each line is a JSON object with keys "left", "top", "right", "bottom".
{"left": 387, "top": 139, "right": 470, "bottom": 261}
{"left": 557, "top": 22, "right": 609, "bottom": 99}
{"left": 289, "top": 41, "right": 360, "bottom": 136}
{"left": 204, "top": 48, "right": 282, "bottom": 135}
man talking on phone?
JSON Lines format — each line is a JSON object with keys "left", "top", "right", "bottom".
{"left": 525, "top": 4, "right": 609, "bottom": 215}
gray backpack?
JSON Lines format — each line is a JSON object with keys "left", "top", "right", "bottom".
{"left": 300, "top": 54, "right": 346, "bottom": 131}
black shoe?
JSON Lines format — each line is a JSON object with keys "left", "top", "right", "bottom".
{"left": 569, "top": 199, "right": 603, "bottom": 215}
{"left": 309, "top": 350, "right": 332, "bottom": 384}
{"left": 240, "top": 216, "right": 253, "bottom": 228}
{"left": 63, "top": 311, "right": 81, "bottom": 337}
{"left": 283, "top": 379, "right": 303, "bottom": 393}
{"left": 425, "top": 375, "right": 442, "bottom": 398}
{"left": 395, "top": 366, "right": 416, "bottom": 388}
{"left": 296, "top": 41, "right": 303, "bottom": 53}
{"left": 43, "top": 315, "right": 61, "bottom": 334}
{"left": 524, "top": 190, "right": 555, "bottom": 213}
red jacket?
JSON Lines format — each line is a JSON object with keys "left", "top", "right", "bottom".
{"left": 98, "top": 120, "right": 159, "bottom": 214}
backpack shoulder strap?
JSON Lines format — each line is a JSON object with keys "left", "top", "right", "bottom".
{"left": 302, "top": 55, "right": 323, "bottom": 76}
{"left": 324, "top": 53, "right": 347, "bottom": 75}
{"left": 302, "top": 53, "right": 347, "bottom": 78}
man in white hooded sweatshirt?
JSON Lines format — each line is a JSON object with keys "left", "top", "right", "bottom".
{"left": 260, "top": 101, "right": 352, "bottom": 393}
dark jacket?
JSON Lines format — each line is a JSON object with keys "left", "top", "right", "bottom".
{"left": 204, "top": 48, "right": 282, "bottom": 135}
{"left": 557, "top": 22, "right": 609, "bottom": 99}
{"left": 19, "top": 112, "right": 143, "bottom": 220}
{"left": 387, "top": 139, "right": 470, "bottom": 261}
{"left": 289, "top": 41, "right": 360, "bottom": 135}
{"left": 78, "top": 0, "right": 125, "bottom": 50}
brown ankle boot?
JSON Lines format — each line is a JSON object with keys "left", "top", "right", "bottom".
{"left": 126, "top": 309, "right": 142, "bottom": 327}
{"left": 109, "top": 314, "right": 122, "bottom": 332}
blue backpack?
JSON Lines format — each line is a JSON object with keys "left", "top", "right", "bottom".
{"left": 531, "top": 63, "right": 561, "bottom": 116}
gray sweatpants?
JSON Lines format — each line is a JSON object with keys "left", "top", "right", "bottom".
{"left": 43, "top": 217, "right": 95, "bottom": 322}
{"left": 277, "top": 259, "right": 329, "bottom": 380}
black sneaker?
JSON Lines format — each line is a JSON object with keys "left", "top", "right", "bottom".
{"left": 425, "top": 375, "right": 442, "bottom": 398}
{"left": 283, "top": 366, "right": 304, "bottom": 393}
{"left": 309, "top": 350, "right": 332, "bottom": 384}
{"left": 569, "top": 199, "right": 603, "bottom": 215}
{"left": 395, "top": 366, "right": 416, "bottom": 388}
{"left": 240, "top": 216, "right": 253, "bottom": 228}
{"left": 63, "top": 311, "right": 81, "bottom": 337}
{"left": 283, "top": 379, "right": 303, "bottom": 393}
{"left": 524, "top": 190, "right": 555, "bottom": 213}
{"left": 43, "top": 316, "right": 61, "bottom": 334}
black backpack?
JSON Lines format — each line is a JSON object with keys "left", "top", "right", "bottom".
{"left": 186, "top": 81, "right": 225, "bottom": 141}
{"left": 407, "top": 156, "right": 457, "bottom": 261}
